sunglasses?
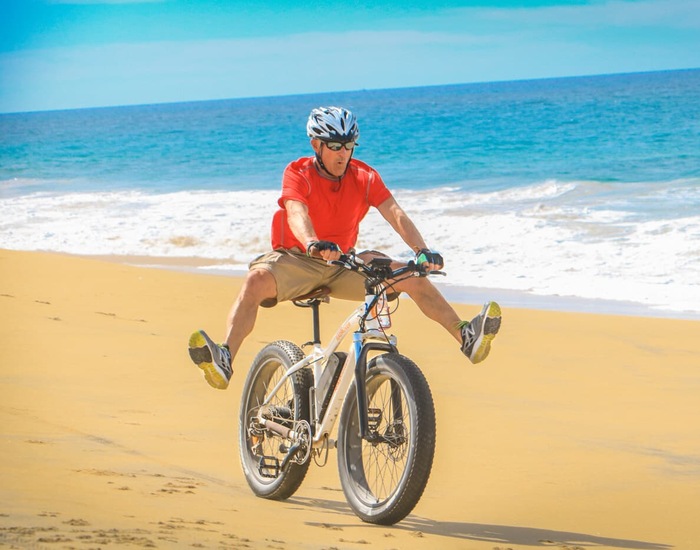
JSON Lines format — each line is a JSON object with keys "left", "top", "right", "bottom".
{"left": 323, "top": 141, "right": 356, "bottom": 151}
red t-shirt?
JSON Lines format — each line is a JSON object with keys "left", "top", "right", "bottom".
{"left": 271, "top": 157, "right": 393, "bottom": 253}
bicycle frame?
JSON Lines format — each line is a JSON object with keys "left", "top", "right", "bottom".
{"left": 257, "top": 294, "right": 397, "bottom": 448}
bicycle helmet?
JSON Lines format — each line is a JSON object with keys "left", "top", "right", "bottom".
{"left": 307, "top": 106, "right": 359, "bottom": 143}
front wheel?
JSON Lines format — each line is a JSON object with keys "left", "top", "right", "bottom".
{"left": 238, "top": 340, "right": 312, "bottom": 500}
{"left": 337, "top": 353, "right": 436, "bottom": 525}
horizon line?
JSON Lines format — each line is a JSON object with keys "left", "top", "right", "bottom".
{"left": 2, "top": 66, "right": 698, "bottom": 116}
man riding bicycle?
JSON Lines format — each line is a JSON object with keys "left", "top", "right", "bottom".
{"left": 189, "top": 106, "right": 501, "bottom": 389}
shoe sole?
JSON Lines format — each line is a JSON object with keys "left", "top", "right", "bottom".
{"left": 470, "top": 302, "right": 502, "bottom": 364}
{"left": 188, "top": 330, "right": 229, "bottom": 389}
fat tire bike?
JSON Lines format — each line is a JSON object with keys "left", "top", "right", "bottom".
{"left": 238, "top": 254, "right": 440, "bottom": 525}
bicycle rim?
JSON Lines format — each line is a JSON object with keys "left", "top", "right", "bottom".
{"left": 337, "top": 353, "right": 435, "bottom": 524}
{"left": 239, "top": 340, "right": 311, "bottom": 500}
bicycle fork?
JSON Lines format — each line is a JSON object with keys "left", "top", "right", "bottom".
{"left": 351, "top": 333, "right": 398, "bottom": 442}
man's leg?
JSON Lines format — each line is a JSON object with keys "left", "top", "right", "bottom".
{"left": 391, "top": 274, "right": 501, "bottom": 364}
{"left": 224, "top": 268, "right": 277, "bottom": 365}
{"left": 189, "top": 268, "right": 277, "bottom": 389}
{"left": 392, "top": 275, "right": 462, "bottom": 342}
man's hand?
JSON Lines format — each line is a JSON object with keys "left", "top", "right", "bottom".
{"left": 306, "top": 240, "right": 343, "bottom": 262}
{"left": 416, "top": 248, "right": 444, "bottom": 271}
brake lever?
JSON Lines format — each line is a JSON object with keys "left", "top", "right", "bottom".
{"left": 328, "top": 259, "right": 352, "bottom": 269}
{"left": 408, "top": 260, "right": 447, "bottom": 277}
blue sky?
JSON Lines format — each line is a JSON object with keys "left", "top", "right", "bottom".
{"left": 1, "top": 0, "right": 699, "bottom": 113}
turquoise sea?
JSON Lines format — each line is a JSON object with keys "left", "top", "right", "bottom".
{"left": 1, "top": 68, "right": 699, "bottom": 318}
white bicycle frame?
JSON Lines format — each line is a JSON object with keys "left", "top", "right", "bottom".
{"left": 258, "top": 293, "right": 397, "bottom": 449}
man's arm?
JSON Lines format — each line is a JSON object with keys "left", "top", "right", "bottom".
{"left": 376, "top": 196, "right": 428, "bottom": 253}
{"left": 284, "top": 199, "right": 342, "bottom": 261}
{"left": 376, "top": 196, "right": 443, "bottom": 269}
{"left": 284, "top": 199, "right": 317, "bottom": 247}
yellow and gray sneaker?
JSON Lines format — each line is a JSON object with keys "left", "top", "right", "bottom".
{"left": 188, "top": 329, "right": 233, "bottom": 389}
{"left": 460, "top": 302, "right": 501, "bottom": 364}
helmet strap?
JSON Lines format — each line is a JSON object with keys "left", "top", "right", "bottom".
{"left": 314, "top": 151, "right": 330, "bottom": 176}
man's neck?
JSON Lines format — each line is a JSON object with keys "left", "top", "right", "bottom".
{"left": 313, "top": 157, "right": 343, "bottom": 181}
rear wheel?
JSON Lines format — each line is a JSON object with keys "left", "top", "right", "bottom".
{"left": 238, "top": 340, "right": 312, "bottom": 500}
{"left": 337, "top": 353, "right": 436, "bottom": 524}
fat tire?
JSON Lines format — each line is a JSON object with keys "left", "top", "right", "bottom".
{"left": 337, "top": 353, "right": 436, "bottom": 525}
{"left": 238, "top": 340, "right": 312, "bottom": 500}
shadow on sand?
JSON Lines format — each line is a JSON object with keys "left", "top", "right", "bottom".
{"left": 290, "top": 496, "right": 671, "bottom": 550}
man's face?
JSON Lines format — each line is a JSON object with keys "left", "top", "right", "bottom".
{"left": 312, "top": 139, "right": 354, "bottom": 178}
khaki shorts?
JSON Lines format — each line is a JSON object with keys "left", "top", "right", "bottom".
{"left": 249, "top": 248, "right": 388, "bottom": 306}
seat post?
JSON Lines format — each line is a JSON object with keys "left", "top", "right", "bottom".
{"left": 291, "top": 287, "right": 330, "bottom": 345}
{"left": 311, "top": 300, "right": 322, "bottom": 345}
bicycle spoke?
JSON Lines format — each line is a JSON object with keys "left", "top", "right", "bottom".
{"left": 358, "top": 375, "right": 411, "bottom": 502}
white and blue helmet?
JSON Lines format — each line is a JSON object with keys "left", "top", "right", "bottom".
{"left": 306, "top": 106, "right": 359, "bottom": 143}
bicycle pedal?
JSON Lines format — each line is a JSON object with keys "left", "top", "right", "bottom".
{"left": 258, "top": 456, "right": 280, "bottom": 479}
{"left": 367, "top": 408, "right": 382, "bottom": 431}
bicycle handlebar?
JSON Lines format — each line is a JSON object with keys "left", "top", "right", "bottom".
{"left": 329, "top": 253, "right": 446, "bottom": 283}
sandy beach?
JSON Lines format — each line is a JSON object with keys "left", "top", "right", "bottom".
{"left": 2, "top": 248, "right": 699, "bottom": 550}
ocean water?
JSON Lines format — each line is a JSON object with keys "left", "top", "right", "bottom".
{"left": 1, "top": 69, "right": 699, "bottom": 318}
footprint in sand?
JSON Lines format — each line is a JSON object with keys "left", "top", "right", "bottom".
{"left": 63, "top": 519, "right": 90, "bottom": 526}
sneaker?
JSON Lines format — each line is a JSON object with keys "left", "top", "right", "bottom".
{"left": 188, "top": 329, "right": 233, "bottom": 389}
{"left": 460, "top": 302, "right": 502, "bottom": 364}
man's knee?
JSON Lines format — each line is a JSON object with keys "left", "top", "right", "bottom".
{"left": 393, "top": 272, "right": 432, "bottom": 295}
{"left": 241, "top": 268, "right": 277, "bottom": 304}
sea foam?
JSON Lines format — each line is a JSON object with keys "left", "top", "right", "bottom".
{"left": 2, "top": 180, "right": 698, "bottom": 318}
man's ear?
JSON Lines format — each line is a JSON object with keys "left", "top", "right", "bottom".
{"left": 310, "top": 139, "right": 321, "bottom": 154}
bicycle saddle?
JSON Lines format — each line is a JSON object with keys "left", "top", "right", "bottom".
{"left": 260, "top": 286, "right": 332, "bottom": 309}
